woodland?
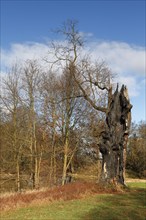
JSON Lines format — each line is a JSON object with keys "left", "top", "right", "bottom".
{"left": 0, "top": 20, "right": 146, "bottom": 193}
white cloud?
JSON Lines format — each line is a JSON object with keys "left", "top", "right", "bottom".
{"left": 1, "top": 40, "right": 145, "bottom": 98}
{"left": 1, "top": 42, "right": 49, "bottom": 70}
{"left": 118, "top": 76, "right": 140, "bottom": 97}
{"left": 79, "top": 31, "right": 93, "bottom": 38}
{"left": 87, "top": 41, "right": 145, "bottom": 76}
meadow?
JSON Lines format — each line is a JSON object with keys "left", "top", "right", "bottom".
{"left": 0, "top": 181, "right": 146, "bottom": 220}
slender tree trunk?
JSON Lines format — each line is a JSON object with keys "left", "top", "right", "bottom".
{"left": 13, "top": 110, "right": 21, "bottom": 192}
{"left": 37, "top": 150, "right": 42, "bottom": 187}
{"left": 49, "top": 135, "right": 56, "bottom": 186}
{"left": 29, "top": 139, "right": 34, "bottom": 188}
{"left": 53, "top": 145, "right": 57, "bottom": 184}
{"left": 33, "top": 118, "right": 40, "bottom": 189}
{"left": 29, "top": 94, "right": 39, "bottom": 189}
{"left": 49, "top": 155, "right": 53, "bottom": 186}
{"left": 52, "top": 113, "right": 57, "bottom": 185}
{"left": 34, "top": 155, "right": 39, "bottom": 189}
{"left": 62, "top": 96, "right": 71, "bottom": 185}
{"left": 16, "top": 156, "right": 21, "bottom": 192}
{"left": 62, "top": 139, "right": 68, "bottom": 185}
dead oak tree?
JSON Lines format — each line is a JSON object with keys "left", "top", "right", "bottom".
{"left": 99, "top": 84, "right": 132, "bottom": 185}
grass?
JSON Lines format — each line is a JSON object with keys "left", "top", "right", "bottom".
{"left": 127, "top": 181, "right": 146, "bottom": 189}
{"left": 1, "top": 182, "right": 146, "bottom": 220}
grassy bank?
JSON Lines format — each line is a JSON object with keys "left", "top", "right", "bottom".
{"left": 1, "top": 182, "right": 146, "bottom": 220}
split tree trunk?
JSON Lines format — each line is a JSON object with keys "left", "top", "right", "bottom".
{"left": 99, "top": 85, "right": 132, "bottom": 185}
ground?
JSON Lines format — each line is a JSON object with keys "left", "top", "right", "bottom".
{"left": 0, "top": 179, "right": 146, "bottom": 220}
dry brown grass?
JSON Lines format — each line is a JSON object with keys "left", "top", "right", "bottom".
{"left": 0, "top": 181, "right": 119, "bottom": 212}
{"left": 126, "top": 178, "right": 146, "bottom": 183}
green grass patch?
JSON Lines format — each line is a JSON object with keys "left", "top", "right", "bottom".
{"left": 127, "top": 181, "right": 146, "bottom": 189}
{"left": 1, "top": 184, "right": 146, "bottom": 220}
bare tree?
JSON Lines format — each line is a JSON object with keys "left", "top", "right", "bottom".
{"left": 59, "top": 65, "right": 81, "bottom": 185}
{"left": 22, "top": 60, "right": 42, "bottom": 189}
{"left": 41, "top": 67, "right": 86, "bottom": 185}
{"left": 0, "top": 21, "right": 132, "bottom": 191}
{"left": 1, "top": 65, "right": 23, "bottom": 191}
{"left": 47, "top": 20, "right": 132, "bottom": 186}
{"left": 40, "top": 72, "right": 60, "bottom": 186}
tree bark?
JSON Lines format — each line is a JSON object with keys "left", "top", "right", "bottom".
{"left": 62, "top": 137, "right": 69, "bottom": 185}
{"left": 16, "top": 155, "right": 21, "bottom": 192}
{"left": 99, "top": 85, "right": 132, "bottom": 185}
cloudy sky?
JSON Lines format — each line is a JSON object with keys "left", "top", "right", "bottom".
{"left": 1, "top": 0, "right": 145, "bottom": 123}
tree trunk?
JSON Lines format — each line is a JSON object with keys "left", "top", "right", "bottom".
{"left": 99, "top": 85, "right": 132, "bottom": 185}
{"left": 53, "top": 145, "right": 57, "bottom": 184}
{"left": 34, "top": 122, "right": 40, "bottom": 189}
{"left": 49, "top": 155, "right": 53, "bottom": 186}
{"left": 16, "top": 155, "right": 21, "bottom": 192}
{"left": 62, "top": 140, "right": 68, "bottom": 186}
{"left": 34, "top": 154, "right": 39, "bottom": 189}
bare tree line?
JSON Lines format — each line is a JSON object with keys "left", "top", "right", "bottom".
{"left": 0, "top": 20, "right": 134, "bottom": 192}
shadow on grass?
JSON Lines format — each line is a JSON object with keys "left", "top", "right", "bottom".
{"left": 82, "top": 190, "right": 146, "bottom": 220}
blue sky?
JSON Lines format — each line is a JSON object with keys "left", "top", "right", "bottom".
{"left": 1, "top": 0, "right": 146, "bottom": 123}
{"left": 1, "top": 0, "right": 145, "bottom": 47}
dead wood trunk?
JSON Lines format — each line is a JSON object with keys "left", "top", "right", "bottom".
{"left": 99, "top": 85, "right": 132, "bottom": 185}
